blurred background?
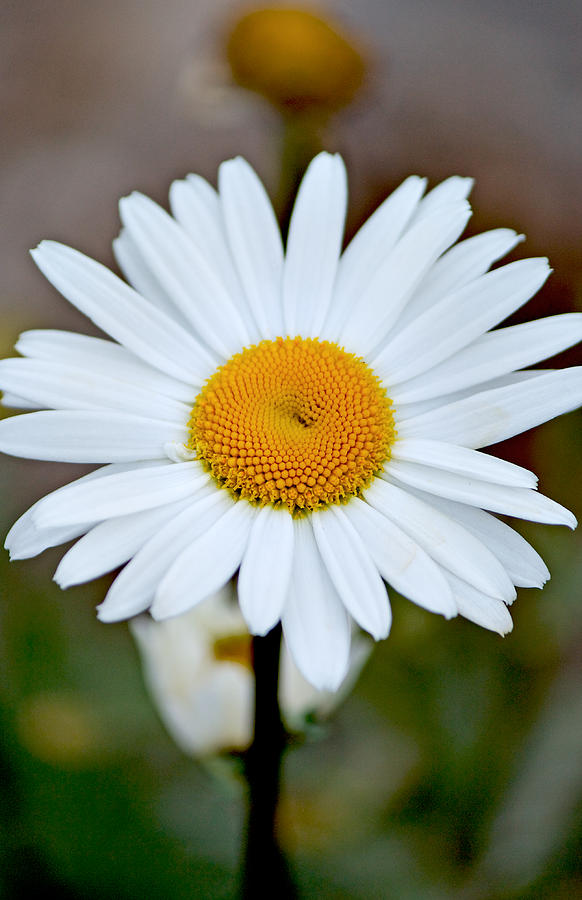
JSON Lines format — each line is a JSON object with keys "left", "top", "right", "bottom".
{"left": 1, "top": 1, "right": 582, "bottom": 897}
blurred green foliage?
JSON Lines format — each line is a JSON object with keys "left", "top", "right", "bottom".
{"left": 0, "top": 412, "right": 581, "bottom": 898}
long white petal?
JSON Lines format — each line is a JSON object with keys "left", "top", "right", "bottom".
{"left": 170, "top": 174, "right": 257, "bottom": 337}
{"left": 218, "top": 157, "right": 284, "bottom": 339}
{"left": 31, "top": 242, "right": 215, "bottom": 384}
{"left": 404, "top": 489, "right": 550, "bottom": 588}
{"left": 445, "top": 572, "right": 514, "bottom": 635}
{"left": 384, "top": 460, "right": 576, "bottom": 527}
{"left": 97, "top": 488, "right": 232, "bottom": 622}
{"left": 1, "top": 393, "right": 39, "bottom": 409}
{"left": 391, "top": 314, "right": 582, "bottom": 404}
{"left": 0, "top": 410, "right": 187, "bottom": 462}
{"left": 237, "top": 505, "right": 294, "bottom": 636}
{"left": 394, "top": 371, "right": 543, "bottom": 422}
{"left": 119, "top": 192, "right": 250, "bottom": 357}
{"left": 4, "top": 463, "right": 139, "bottom": 559}
{"left": 411, "top": 176, "right": 474, "bottom": 222}
{"left": 113, "top": 228, "right": 186, "bottom": 323}
{"left": 281, "top": 517, "right": 351, "bottom": 691}
{"left": 374, "top": 258, "right": 550, "bottom": 384}
{"left": 323, "top": 175, "right": 427, "bottom": 341}
{"left": 398, "top": 368, "right": 582, "bottom": 448}
{"left": 16, "top": 330, "right": 197, "bottom": 403}
{"left": 342, "top": 497, "right": 456, "bottom": 617}
{"left": 283, "top": 153, "right": 347, "bottom": 338}
{"left": 392, "top": 228, "right": 523, "bottom": 334}
{"left": 11, "top": 521, "right": 94, "bottom": 562}
{"left": 390, "top": 439, "right": 537, "bottom": 488}
{"left": 152, "top": 501, "right": 257, "bottom": 619}
{"left": 54, "top": 497, "right": 192, "bottom": 588}
{"left": 340, "top": 202, "right": 471, "bottom": 357}
{"left": 364, "top": 478, "right": 516, "bottom": 602}
{"left": 0, "top": 358, "right": 190, "bottom": 423}
{"left": 33, "top": 461, "right": 209, "bottom": 527}
{"left": 312, "top": 506, "right": 391, "bottom": 639}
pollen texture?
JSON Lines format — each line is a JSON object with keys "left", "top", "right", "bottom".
{"left": 188, "top": 337, "right": 395, "bottom": 512}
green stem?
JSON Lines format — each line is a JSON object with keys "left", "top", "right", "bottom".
{"left": 241, "top": 624, "right": 295, "bottom": 897}
{"left": 277, "top": 113, "right": 327, "bottom": 238}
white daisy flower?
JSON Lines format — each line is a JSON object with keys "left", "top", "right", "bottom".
{"left": 130, "top": 583, "right": 371, "bottom": 756}
{"left": 1, "top": 153, "right": 581, "bottom": 692}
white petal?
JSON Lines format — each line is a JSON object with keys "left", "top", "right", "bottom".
{"left": 283, "top": 153, "right": 347, "bottom": 338}
{"left": 392, "top": 228, "right": 523, "bottom": 334}
{"left": 340, "top": 202, "right": 472, "bottom": 357}
{"left": 280, "top": 632, "right": 372, "bottom": 724}
{"left": 170, "top": 175, "right": 256, "bottom": 336}
{"left": 16, "top": 330, "right": 197, "bottom": 403}
{"left": 411, "top": 176, "right": 474, "bottom": 223}
{"left": 390, "top": 439, "right": 537, "bottom": 488}
{"left": 119, "top": 192, "right": 251, "bottom": 357}
{"left": 281, "top": 517, "right": 351, "bottom": 691}
{"left": 31, "top": 242, "right": 215, "bottom": 384}
{"left": 54, "top": 497, "right": 192, "bottom": 588}
{"left": 131, "top": 608, "right": 253, "bottom": 755}
{"left": 394, "top": 371, "right": 543, "bottom": 422}
{"left": 405, "top": 489, "right": 550, "bottom": 589}
{"left": 312, "top": 506, "right": 391, "bottom": 638}
{"left": 177, "top": 664, "right": 254, "bottom": 755}
{"left": 0, "top": 410, "right": 187, "bottom": 462}
{"left": 398, "top": 368, "right": 582, "bottom": 449}
{"left": 364, "top": 478, "right": 516, "bottom": 602}
{"left": 163, "top": 441, "right": 196, "bottom": 463}
{"left": 218, "top": 157, "right": 284, "bottom": 338}
{"left": 152, "top": 501, "right": 257, "bottom": 619}
{"left": 33, "top": 461, "right": 208, "bottom": 527}
{"left": 0, "top": 358, "right": 190, "bottom": 423}
{"left": 391, "top": 314, "right": 582, "bottom": 404}
{"left": 237, "top": 505, "right": 294, "bottom": 636}
{"left": 384, "top": 460, "right": 576, "bottom": 528}
{"left": 97, "top": 488, "right": 233, "bottom": 622}
{"left": 323, "top": 175, "right": 427, "bottom": 341}
{"left": 1, "top": 393, "right": 38, "bottom": 409}
{"left": 113, "top": 228, "right": 187, "bottom": 324}
{"left": 4, "top": 463, "right": 138, "bottom": 560}
{"left": 9, "top": 521, "right": 95, "bottom": 562}
{"left": 445, "top": 572, "right": 513, "bottom": 635}
{"left": 374, "top": 258, "right": 550, "bottom": 384}
{"left": 342, "top": 497, "right": 456, "bottom": 617}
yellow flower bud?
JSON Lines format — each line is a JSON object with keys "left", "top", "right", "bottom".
{"left": 226, "top": 7, "right": 366, "bottom": 113}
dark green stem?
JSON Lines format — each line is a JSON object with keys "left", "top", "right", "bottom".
{"left": 277, "top": 113, "right": 327, "bottom": 238}
{"left": 241, "top": 624, "right": 295, "bottom": 897}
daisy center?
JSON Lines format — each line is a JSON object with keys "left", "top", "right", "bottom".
{"left": 188, "top": 337, "right": 395, "bottom": 512}
{"left": 212, "top": 634, "right": 252, "bottom": 669}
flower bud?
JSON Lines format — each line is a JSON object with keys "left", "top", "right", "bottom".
{"left": 131, "top": 584, "right": 371, "bottom": 756}
{"left": 226, "top": 7, "right": 366, "bottom": 114}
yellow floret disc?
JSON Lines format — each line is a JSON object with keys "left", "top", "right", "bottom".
{"left": 188, "top": 337, "right": 395, "bottom": 513}
{"left": 212, "top": 634, "right": 252, "bottom": 669}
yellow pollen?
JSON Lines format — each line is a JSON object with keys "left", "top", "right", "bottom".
{"left": 188, "top": 337, "right": 395, "bottom": 513}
